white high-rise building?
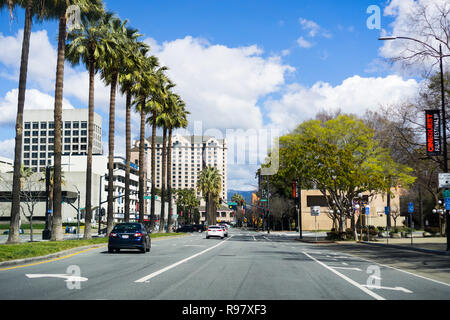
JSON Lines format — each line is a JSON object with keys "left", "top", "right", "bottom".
{"left": 22, "top": 109, "right": 102, "bottom": 173}
{"left": 132, "top": 135, "right": 228, "bottom": 202}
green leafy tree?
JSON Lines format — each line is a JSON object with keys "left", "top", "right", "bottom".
{"left": 273, "top": 115, "right": 415, "bottom": 236}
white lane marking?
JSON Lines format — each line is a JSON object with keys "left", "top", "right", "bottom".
{"left": 135, "top": 236, "right": 232, "bottom": 283}
{"left": 331, "top": 267, "right": 363, "bottom": 271}
{"left": 362, "top": 285, "right": 413, "bottom": 293}
{"left": 252, "top": 236, "right": 256, "bottom": 241}
{"left": 342, "top": 253, "right": 450, "bottom": 288}
{"left": 303, "top": 252, "right": 385, "bottom": 300}
{"left": 26, "top": 274, "right": 88, "bottom": 282}
{"left": 342, "top": 262, "right": 349, "bottom": 266}
{"left": 184, "top": 245, "right": 206, "bottom": 247}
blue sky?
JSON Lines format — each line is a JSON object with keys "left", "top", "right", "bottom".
{"left": 0, "top": 0, "right": 439, "bottom": 190}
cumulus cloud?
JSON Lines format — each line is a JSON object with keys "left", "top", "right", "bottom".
{"left": 146, "top": 36, "right": 295, "bottom": 132}
{"left": 0, "top": 139, "right": 15, "bottom": 160}
{"left": 0, "top": 88, "right": 74, "bottom": 125}
{"left": 378, "top": 0, "right": 450, "bottom": 74}
{"left": 264, "top": 75, "right": 421, "bottom": 132}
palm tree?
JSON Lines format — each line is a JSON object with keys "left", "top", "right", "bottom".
{"left": 197, "top": 166, "right": 222, "bottom": 226}
{"left": 100, "top": 16, "right": 136, "bottom": 235}
{"left": 119, "top": 41, "right": 149, "bottom": 223}
{"left": 65, "top": 8, "right": 107, "bottom": 239}
{"left": 145, "top": 68, "right": 171, "bottom": 231}
{"left": 166, "top": 96, "right": 188, "bottom": 231}
{"left": 2, "top": 0, "right": 35, "bottom": 244}
{"left": 132, "top": 54, "right": 159, "bottom": 226}
{"left": 49, "top": 0, "right": 103, "bottom": 241}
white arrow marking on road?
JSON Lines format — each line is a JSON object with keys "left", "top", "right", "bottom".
{"left": 363, "top": 285, "right": 413, "bottom": 293}
{"left": 26, "top": 274, "right": 88, "bottom": 282}
{"left": 303, "top": 252, "right": 386, "bottom": 300}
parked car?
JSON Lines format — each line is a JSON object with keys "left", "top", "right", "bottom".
{"left": 108, "top": 223, "right": 151, "bottom": 253}
{"left": 193, "top": 224, "right": 206, "bottom": 232}
{"left": 176, "top": 225, "right": 195, "bottom": 233}
{"left": 206, "top": 225, "right": 225, "bottom": 239}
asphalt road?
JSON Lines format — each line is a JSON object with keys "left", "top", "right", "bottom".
{"left": 0, "top": 229, "right": 449, "bottom": 300}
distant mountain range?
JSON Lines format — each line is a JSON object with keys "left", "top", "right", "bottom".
{"left": 227, "top": 190, "right": 256, "bottom": 204}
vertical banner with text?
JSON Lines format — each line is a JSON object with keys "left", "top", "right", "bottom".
{"left": 425, "top": 110, "right": 442, "bottom": 156}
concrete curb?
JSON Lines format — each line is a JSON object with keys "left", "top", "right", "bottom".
{"left": 0, "top": 233, "right": 190, "bottom": 269}
{"left": 359, "top": 241, "right": 450, "bottom": 256}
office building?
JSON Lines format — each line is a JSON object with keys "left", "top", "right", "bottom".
{"left": 22, "top": 109, "right": 102, "bottom": 173}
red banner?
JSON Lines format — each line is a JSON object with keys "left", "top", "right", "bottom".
{"left": 425, "top": 110, "right": 441, "bottom": 156}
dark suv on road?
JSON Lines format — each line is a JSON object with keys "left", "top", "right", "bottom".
{"left": 108, "top": 223, "right": 151, "bottom": 253}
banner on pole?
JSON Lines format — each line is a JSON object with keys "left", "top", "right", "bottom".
{"left": 425, "top": 110, "right": 441, "bottom": 156}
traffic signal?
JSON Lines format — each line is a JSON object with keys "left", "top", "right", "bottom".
{"left": 219, "top": 198, "right": 223, "bottom": 204}
{"left": 240, "top": 199, "right": 244, "bottom": 206}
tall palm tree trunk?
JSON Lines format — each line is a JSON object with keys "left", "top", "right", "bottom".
{"left": 51, "top": 12, "right": 67, "bottom": 242}
{"left": 167, "top": 128, "right": 173, "bottom": 231}
{"left": 84, "top": 56, "right": 95, "bottom": 239}
{"left": 138, "top": 101, "right": 146, "bottom": 224}
{"left": 124, "top": 90, "right": 132, "bottom": 223}
{"left": 150, "top": 110, "right": 157, "bottom": 230}
{"left": 8, "top": 0, "right": 33, "bottom": 244}
{"left": 107, "top": 72, "right": 118, "bottom": 235}
{"left": 159, "top": 127, "right": 167, "bottom": 232}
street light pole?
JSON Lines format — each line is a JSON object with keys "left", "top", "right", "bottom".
{"left": 379, "top": 36, "right": 449, "bottom": 251}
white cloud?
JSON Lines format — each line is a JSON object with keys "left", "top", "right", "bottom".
{"left": 378, "top": 0, "right": 450, "bottom": 74}
{"left": 299, "top": 18, "right": 321, "bottom": 37}
{"left": 297, "top": 37, "right": 314, "bottom": 48}
{"left": 265, "top": 75, "right": 421, "bottom": 132}
{"left": 0, "top": 139, "right": 15, "bottom": 160}
{"left": 146, "top": 36, "right": 294, "bottom": 132}
{"left": 299, "top": 17, "right": 332, "bottom": 39}
{"left": 0, "top": 88, "right": 74, "bottom": 125}
{"left": 0, "top": 30, "right": 57, "bottom": 91}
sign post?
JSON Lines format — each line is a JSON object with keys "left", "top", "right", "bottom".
{"left": 408, "top": 202, "right": 414, "bottom": 246}
{"left": 385, "top": 206, "right": 390, "bottom": 245}
{"left": 311, "top": 206, "right": 320, "bottom": 242}
{"left": 365, "top": 206, "right": 370, "bottom": 241}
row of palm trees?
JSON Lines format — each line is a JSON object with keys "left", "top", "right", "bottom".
{"left": 2, "top": 0, "right": 190, "bottom": 243}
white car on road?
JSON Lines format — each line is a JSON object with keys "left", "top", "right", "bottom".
{"left": 206, "top": 225, "right": 225, "bottom": 239}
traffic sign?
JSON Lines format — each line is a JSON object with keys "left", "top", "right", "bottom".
{"left": 439, "top": 173, "right": 450, "bottom": 188}
{"left": 445, "top": 198, "right": 450, "bottom": 211}
{"left": 444, "top": 190, "right": 450, "bottom": 198}
{"left": 365, "top": 206, "right": 370, "bottom": 215}
{"left": 384, "top": 206, "right": 390, "bottom": 215}
{"left": 311, "top": 206, "right": 320, "bottom": 217}
{"left": 408, "top": 202, "right": 414, "bottom": 213}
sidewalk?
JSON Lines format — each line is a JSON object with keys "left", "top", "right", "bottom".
{"left": 355, "top": 237, "right": 450, "bottom": 256}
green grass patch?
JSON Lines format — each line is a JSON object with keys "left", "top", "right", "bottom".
{"left": 0, "top": 238, "right": 108, "bottom": 263}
